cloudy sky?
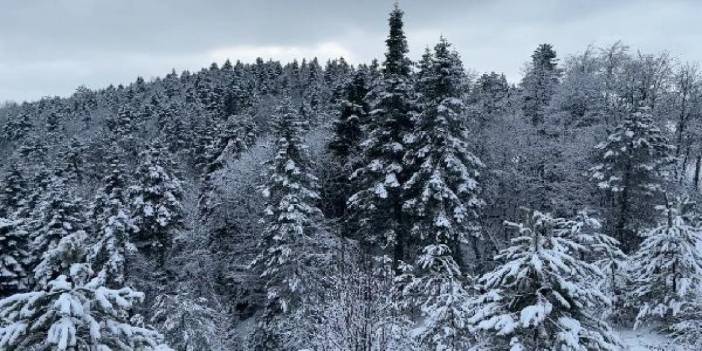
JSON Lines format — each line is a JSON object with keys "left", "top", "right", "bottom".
{"left": 1, "top": 0, "right": 701, "bottom": 103}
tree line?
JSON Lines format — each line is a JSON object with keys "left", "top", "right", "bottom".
{"left": 2, "top": 4, "right": 702, "bottom": 351}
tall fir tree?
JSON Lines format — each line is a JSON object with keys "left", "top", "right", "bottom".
{"left": 57, "top": 138, "right": 87, "bottom": 186}
{"left": 471, "top": 72, "right": 510, "bottom": 127}
{"left": 326, "top": 69, "right": 370, "bottom": 219}
{"left": 129, "top": 143, "right": 185, "bottom": 267}
{"left": 403, "top": 37, "right": 483, "bottom": 269}
{"left": 30, "top": 175, "right": 90, "bottom": 288}
{"left": 521, "top": 43, "right": 561, "bottom": 125}
{"left": 328, "top": 69, "right": 369, "bottom": 162}
{"left": 398, "top": 38, "right": 483, "bottom": 350}
{"left": 250, "top": 98, "right": 327, "bottom": 350}
{"left": 1, "top": 112, "right": 33, "bottom": 142}
{"left": 591, "top": 107, "right": 674, "bottom": 252}
{"left": 0, "top": 218, "right": 29, "bottom": 297}
{"left": 7, "top": 167, "right": 52, "bottom": 272}
{"left": 87, "top": 152, "right": 139, "bottom": 288}
{"left": 0, "top": 163, "right": 27, "bottom": 218}
{"left": 348, "top": 3, "right": 416, "bottom": 270}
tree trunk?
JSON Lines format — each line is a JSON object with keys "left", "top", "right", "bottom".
{"left": 617, "top": 170, "right": 631, "bottom": 252}
{"left": 694, "top": 155, "right": 701, "bottom": 191}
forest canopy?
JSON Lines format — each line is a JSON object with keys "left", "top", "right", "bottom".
{"left": 2, "top": 4, "right": 702, "bottom": 351}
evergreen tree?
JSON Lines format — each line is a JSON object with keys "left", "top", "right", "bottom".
{"left": 1, "top": 112, "right": 33, "bottom": 142}
{"left": 628, "top": 196, "right": 702, "bottom": 331}
{"left": 0, "top": 163, "right": 27, "bottom": 218}
{"left": 150, "top": 293, "right": 225, "bottom": 351}
{"left": 521, "top": 43, "right": 561, "bottom": 125}
{"left": 222, "top": 58, "right": 233, "bottom": 71}
{"left": 88, "top": 152, "right": 138, "bottom": 288}
{"left": 8, "top": 168, "right": 51, "bottom": 256}
{"left": 670, "top": 306, "right": 702, "bottom": 349}
{"left": 383, "top": 4, "right": 412, "bottom": 77}
{"left": 159, "top": 102, "right": 193, "bottom": 155}
{"left": 250, "top": 98, "right": 327, "bottom": 350}
{"left": 397, "top": 38, "right": 483, "bottom": 349}
{"left": 348, "top": 3, "right": 416, "bottom": 270}
{"left": 471, "top": 72, "right": 510, "bottom": 126}
{"left": 45, "top": 111, "right": 63, "bottom": 140}
{"left": 106, "top": 106, "right": 140, "bottom": 157}
{"left": 328, "top": 69, "right": 369, "bottom": 162}
{"left": 16, "top": 136, "right": 49, "bottom": 166}
{"left": 403, "top": 37, "right": 483, "bottom": 268}
{"left": 0, "top": 230, "right": 170, "bottom": 351}
{"left": 30, "top": 175, "right": 89, "bottom": 287}
{"left": 591, "top": 107, "right": 674, "bottom": 252}
{"left": 469, "top": 210, "right": 621, "bottom": 351}
{"left": 556, "top": 211, "right": 627, "bottom": 312}
{"left": 57, "top": 138, "right": 87, "bottom": 186}
{"left": 0, "top": 218, "right": 29, "bottom": 297}
{"left": 106, "top": 106, "right": 137, "bottom": 138}
{"left": 198, "top": 113, "right": 257, "bottom": 220}
{"left": 326, "top": 69, "right": 370, "bottom": 218}
{"left": 400, "top": 245, "right": 475, "bottom": 350}
{"left": 129, "top": 144, "right": 185, "bottom": 267}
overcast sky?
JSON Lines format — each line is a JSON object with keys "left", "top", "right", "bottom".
{"left": 1, "top": 0, "right": 701, "bottom": 103}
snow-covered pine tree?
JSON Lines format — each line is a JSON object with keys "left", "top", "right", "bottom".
{"left": 150, "top": 293, "right": 226, "bottom": 351}
{"left": 30, "top": 175, "right": 90, "bottom": 288}
{"left": 45, "top": 111, "right": 63, "bottom": 144}
{"left": 398, "top": 37, "right": 482, "bottom": 350}
{"left": 348, "top": 3, "right": 416, "bottom": 269}
{"left": 0, "top": 227, "right": 171, "bottom": 351}
{"left": 87, "top": 152, "right": 139, "bottom": 288}
{"left": 591, "top": 107, "right": 674, "bottom": 252}
{"left": 326, "top": 68, "right": 370, "bottom": 219}
{"left": 16, "top": 135, "right": 49, "bottom": 166}
{"left": 471, "top": 72, "right": 510, "bottom": 126}
{"left": 403, "top": 37, "right": 483, "bottom": 268}
{"left": 57, "top": 137, "right": 87, "bottom": 186}
{"left": 199, "top": 113, "right": 257, "bottom": 219}
{"left": 670, "top": 305, "right": 702, "bottom": 349}
{"left": 0, "top": 165, "right": 31, "bottom": 296}
{"left": 400, "top": 245, "right": 476, "bottom": 350}
{"left": 106, "top": 106, "right": 140, "bottom": 156}
{"left": 521, "top": 43, "right": 561, "bottom": 125}
{"left": 1, "top": 112, "right": 33, "bottom": 142}
{"left": 329, "top": 69, "right": 369, "bottom": 162}
{"left": 0, "top": 163, "right": 27, "bottom": 218}
{"left": 0, "top": 217, "right": 29, "bottom": 297}
{"left": 249, "top": 97, "right": 327, "bottom": 350}
{"left": 469, "top": 210, "right": 621, "bottom": 351}
{"left": 627, "top": 196, "right": 702, "bottom": 331}
{"left": 129, "top": 143, "right": 185, "bottom": 267}
{"left": 554, "top": 211, "right": 627, "bottom": 302}
{"left": 5, "top": 167, "right": 51, "bottom": 267}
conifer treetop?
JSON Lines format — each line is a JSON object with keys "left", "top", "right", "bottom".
{"left": 383, "top": 3, "right": 412, "bottom": 77}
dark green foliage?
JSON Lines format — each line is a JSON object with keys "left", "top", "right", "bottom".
{"left": 522, "top": 43, "right": 561, "bottom": 125}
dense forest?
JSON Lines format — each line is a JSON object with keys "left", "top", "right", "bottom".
{"left": 2, "top": 4, "right": 702, "bottom": 351}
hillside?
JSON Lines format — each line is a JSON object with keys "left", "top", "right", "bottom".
{"left": 1, "top": 5, "right": 702, "bottom": 351}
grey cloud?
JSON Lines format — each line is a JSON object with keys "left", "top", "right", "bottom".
{"left": 1, "top": 0, "right": 700, "bottom": 102}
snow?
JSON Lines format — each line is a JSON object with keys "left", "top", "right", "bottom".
{"left": 0, "top": 217, "right": 16, "bottom": 229}
{"left": 519, "top": 300, "right": 552, "bottom": 327}
{"left": 374, "top": 183, "right": 388, "bottom": 198}
{"left": 617, "top": 328, "right": 690, "bottom": 351}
